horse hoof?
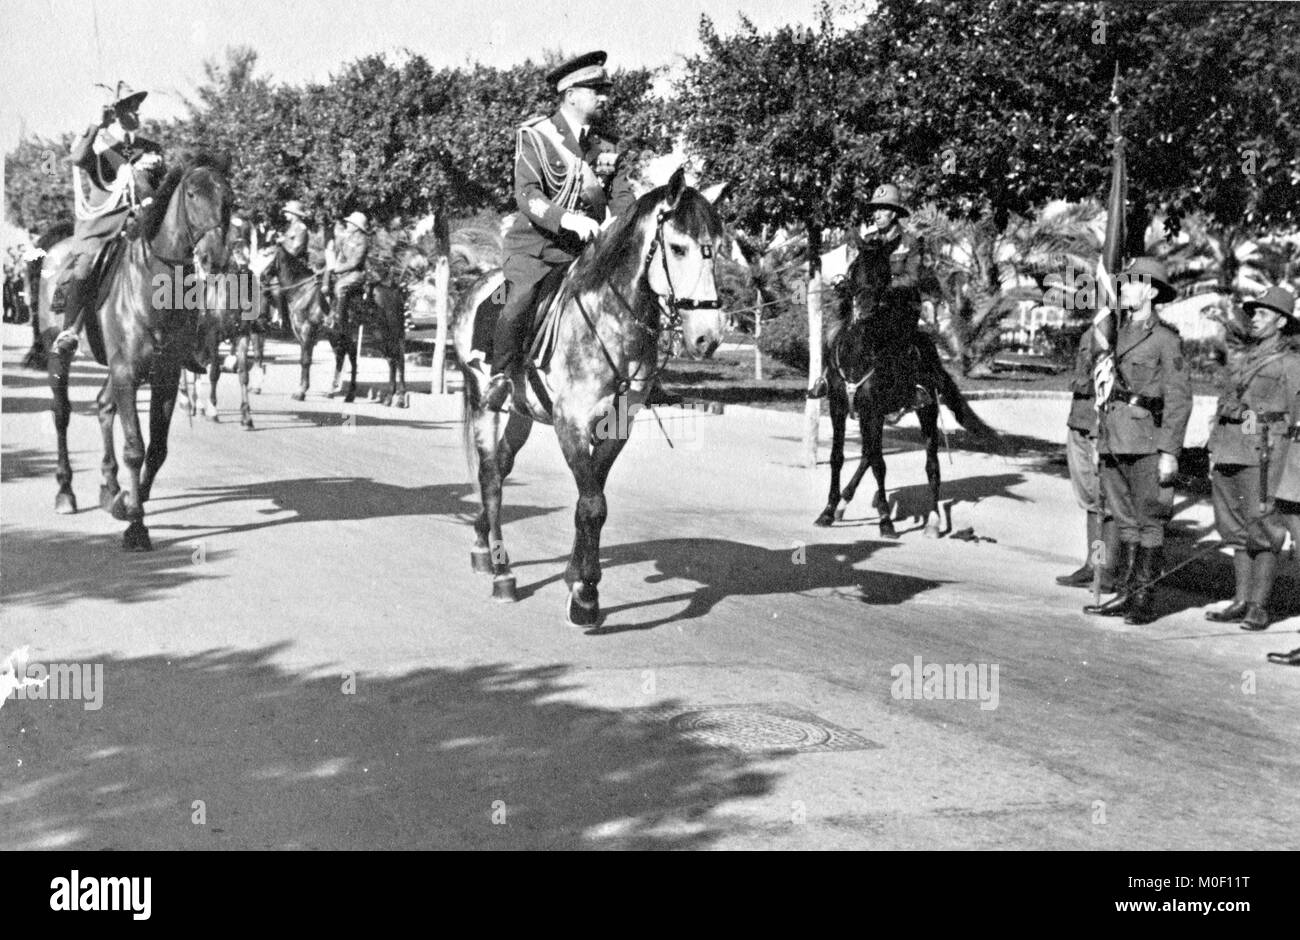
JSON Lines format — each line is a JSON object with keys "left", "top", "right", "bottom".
{"left": 470, "top": 548, "right": 493, "bottom": 574}
{"left": 208, "top": 412, "right": 220, "bottom": 423}
{"left": 834, "top": 505, "right": 846, "bottom": 521}
{"left": 880, "top": 520, "right": 898, "bottom": 539}
{"left": 241, "top": 418, "right": 254, "bottom": 431}
{"left": 366, "top": 387, "right": 378, "bottom": 401}
{"left": 397, "top": 393, "right": 410, "bottom": 409}
{"left": 123, "top": 521, "right": 152, "bottom": 552}
{"left": 55, "top": 491, "right": 78, "bottom": 515}
{"left": 566, "top": 591, "right": 602, "bottom": 628}
{"left": 98, "top": 484, "right": 120, "bottom": 513}
{"left": 924, "top": 520, "right": 941, "bottom": 538}
{"left": 492, "top": 575, "right": 517, "bottom": 602}
{"left": 290, "top": 391, "right": 305, "bottom": 402}
{"left": 344, "top": 391, "right": 356, "bottom": 404}
{"left": 109, "top": 490, "right": 132, "bottom": 522}
{"left": 813, "top": 512, "right": 834, "bottom": 527}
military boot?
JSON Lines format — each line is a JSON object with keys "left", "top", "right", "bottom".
{"left": 1057, "top": 513, "right": 1101, "bottom": 587}
{"left": 1205, "top": 549, "right": 1252, "bottom": 622}
{"left": 1241, "top": 551, "right": 1279, "bottom": 631}
{"left": 1123, "top": 545, "right": 1163, "bottom": 625}
{"left": 1083, "top": 541, "right": 1138, "bottom": 616}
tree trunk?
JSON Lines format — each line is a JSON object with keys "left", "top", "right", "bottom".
{"left": 430, "top": 199, "right": 452, "bottom": 394}
{"left": 803, "top": 226, "right": 823, "bottom": 469}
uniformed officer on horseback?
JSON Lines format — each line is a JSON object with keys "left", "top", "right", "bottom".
{"left": 329, "top": 211, "right": 370, "bottom": 333}
{"left": 1203, "top": 286, "right": 1300, "bottom": 632}
{"left": 808, "top": 183, "right": 947, "bottom": 408}
{"left": 1083, "top": 257, "right": 1192, "bottom": 625}
{"left": 271, "top": 199, "right": 311, "bottom": 331}
{"left": 484, "top": 50, "right": 636, "bottom": 412}
{"left": 51, "top": 82, "right": 166, "bottom": 356}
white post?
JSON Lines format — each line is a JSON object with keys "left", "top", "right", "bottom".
{"left": 803, "top": 267, "right": 823, "bottom": 468}
{"left": 754, "top": 307, "right": 763, "bottom": 381}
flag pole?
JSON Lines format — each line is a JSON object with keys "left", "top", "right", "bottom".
{"left": 1091, "top": 63, "right": 1125, "bottom": 603}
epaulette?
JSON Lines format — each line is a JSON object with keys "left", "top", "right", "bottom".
{"left": 1155, "top": 318, "right": 1181, "bottom": 338}
{"left": 521, "top": 115, "right": 547, "bottom": 129}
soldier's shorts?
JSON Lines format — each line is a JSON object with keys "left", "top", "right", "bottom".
{"left": 1101, "top": 452, "right": 1165, "bottom": 547}
{"left": 1067, "top": 428, "right": 1101, "bottom": 514}
{"left": 1212, "top": 463, "right": 1286, "bottom": 553}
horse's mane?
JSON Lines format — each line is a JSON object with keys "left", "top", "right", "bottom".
{"left": 140, "top": 150, "right": 231, "bottom": 242}
{"left": 567, "top": 183, "right": 723, "bottom": 296}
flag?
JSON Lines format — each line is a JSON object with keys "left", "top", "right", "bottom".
{"left": 1092, "top": 72, "right": 1126, "bottom": 406}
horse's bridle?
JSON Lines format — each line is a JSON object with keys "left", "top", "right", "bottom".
{"left": 148, "top": 169, "right": 227, "bottom": 268}
{"left": 574, "top": 208, "right": 721, "bottom": 395}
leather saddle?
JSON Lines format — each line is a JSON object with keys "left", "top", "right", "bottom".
{"left": 470, "top": 264, "right": 569, "bottom": 373}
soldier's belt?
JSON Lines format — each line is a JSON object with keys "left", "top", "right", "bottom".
{"left": 1108, "top": 394, "right": 1163, "bottom": 413}
{"left": 1221, "top": 411, "right": 1289, "bottom": 426}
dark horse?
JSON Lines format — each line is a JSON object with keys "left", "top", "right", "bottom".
{"left": 452, "top": 169, "right": 727, "bottom": 628}
{"left": 814, "top": 237, "right": 995, "bottom": 538}
{"left": 259, "top": 239, "right": 413, "bottom": 406}
{"left": 33, "top": 153, "right": 232, "bottom": 549}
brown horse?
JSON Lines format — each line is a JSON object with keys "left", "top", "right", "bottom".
{"left": 814, "top": 237, "right": 995, "bottom": 537}
{"left": 33, "top": 153, "right": 233, "bottom": 549}
{"left": 452, "top": 169, "right": 727, "bottom": 628}
{"left": 261, "top": 240, "right": 414, "bottom": 406}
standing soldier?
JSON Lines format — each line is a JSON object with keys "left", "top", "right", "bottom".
{"left": 50, "top": 82, "right": 165, "bottom": 355}
{"left": 330, "top": 211, "right": 370, "bottom": 333}
{"left": 1056, "top": 324, "right": 1120, "bottom": 590}
{"left": 1204, "top": 286, "right": 1300, "bottom": 631}
{"left": 1084, "top": 257, "right": 1192, "bottom": 625}
{"left": 1265, "top": 292, "right": 1300, "bottom": 665}
{"left": 484, "top": 50, "right": 636, "bottom": 411}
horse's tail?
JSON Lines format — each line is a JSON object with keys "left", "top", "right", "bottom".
{"left": 935, "top": 367, "right": 999, "bottom": 444}
{"left": 461, "top": 361, "right": 481, "bottom": 482}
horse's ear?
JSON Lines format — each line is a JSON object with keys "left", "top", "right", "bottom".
{"left": 699, "top": 181, "right": 731, "bottom": 205}
{"left": 666, "top": 167, "right": 687, "bottom": 208}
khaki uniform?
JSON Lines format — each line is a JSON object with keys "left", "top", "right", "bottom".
{"left": 332, "top": 226, "right": 369, "bottom": 330}
{"left": 1098, "top": 315, "right": 1192, "bottom": 547}
{"left": 1210, "top": 336, "right": 1300, "bottom": 552}
{"left": 1066, "top": 328, "right": 1101, "bottom": 513}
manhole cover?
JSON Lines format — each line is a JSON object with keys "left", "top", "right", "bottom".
{"left": 648, "top": 703, "right": 879, "bottom": 754}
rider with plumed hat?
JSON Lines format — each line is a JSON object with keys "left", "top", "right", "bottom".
{"left": 1203, "top": 285, "right": 1300, "bottom": 633}
{"left": 483, "top": 50, "right": 636, "bottom": 411}
{"left": 51, "top": 82, "right": 166, "bottom": 356}
{"left": 1083, "top": 257, "right": 1192, "bottom": 625}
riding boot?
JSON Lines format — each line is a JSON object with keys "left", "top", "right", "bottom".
{"left": 52, "top": 273, "right": 92, "bottom": 356}
{"left": 1123, "top": 545, "right": 1163, "bottom": 625}
{"left": 1241, "top": 551, "right": 1279, "bottom": 631}
{"left": 807, "top": 371, "right": 830, "bottom": 399}
{"left": 1099, "top": 518, "right": 1120, "bottom": 593}
{"left": 1083, "top": 541, "right": 1138, "bottom": 616}
{"left": 1206, "top": 549, "right": 1252, "bottom": 622}
{"left": 1056, "top": 513, "right": 1101, "bottom": 587}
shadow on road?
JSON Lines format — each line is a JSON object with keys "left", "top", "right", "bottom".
{"left": 514, "top": 537, "right": 948, "bottom": 633}
{"left": 0, "top": 646, "right": 779, "bottom": 849}
{"left": 1, "top": 526, "right": 227, "bottom": 609}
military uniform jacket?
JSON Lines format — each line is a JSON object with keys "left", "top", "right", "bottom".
{"left": 504, "top": 111, "right": 636, "bottom": 264}
{"left": 1067, "top": 327, "right": 1099, "bottom": 435}
{"left": 280, "top": 219, "right": 309, "bottom": 261}
{"left": 333, "top": 228, "right": 369, "bottom": 285}
{"left": 68, "top": 124, "right": 165, "bottom": 242}
{"left": 1098, "top": 315, "right": 1192, "bottom": 457}
{"left": 1207, "top": 336, "right": 1300, "bottom": 469}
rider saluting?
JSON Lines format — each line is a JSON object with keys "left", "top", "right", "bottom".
{"left": 52, "top": 82, "right": 166, "bottom": 356}
{"left": 484, "top": 50, "right": 636, "bottom": 411}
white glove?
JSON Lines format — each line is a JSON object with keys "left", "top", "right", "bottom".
{"left": 1158, "top": 452, "right": 1178, "bottom": 483}
{"left": 561, "top": 213, "right": 600, "bottom": 242}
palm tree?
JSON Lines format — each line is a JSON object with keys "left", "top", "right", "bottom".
{"left": 909, "top": 201, "right": 1101, "bottom": 373}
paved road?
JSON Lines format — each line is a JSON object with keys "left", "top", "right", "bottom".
{"left": 2, "top": 324, "right": 1298, "bottom": 850}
